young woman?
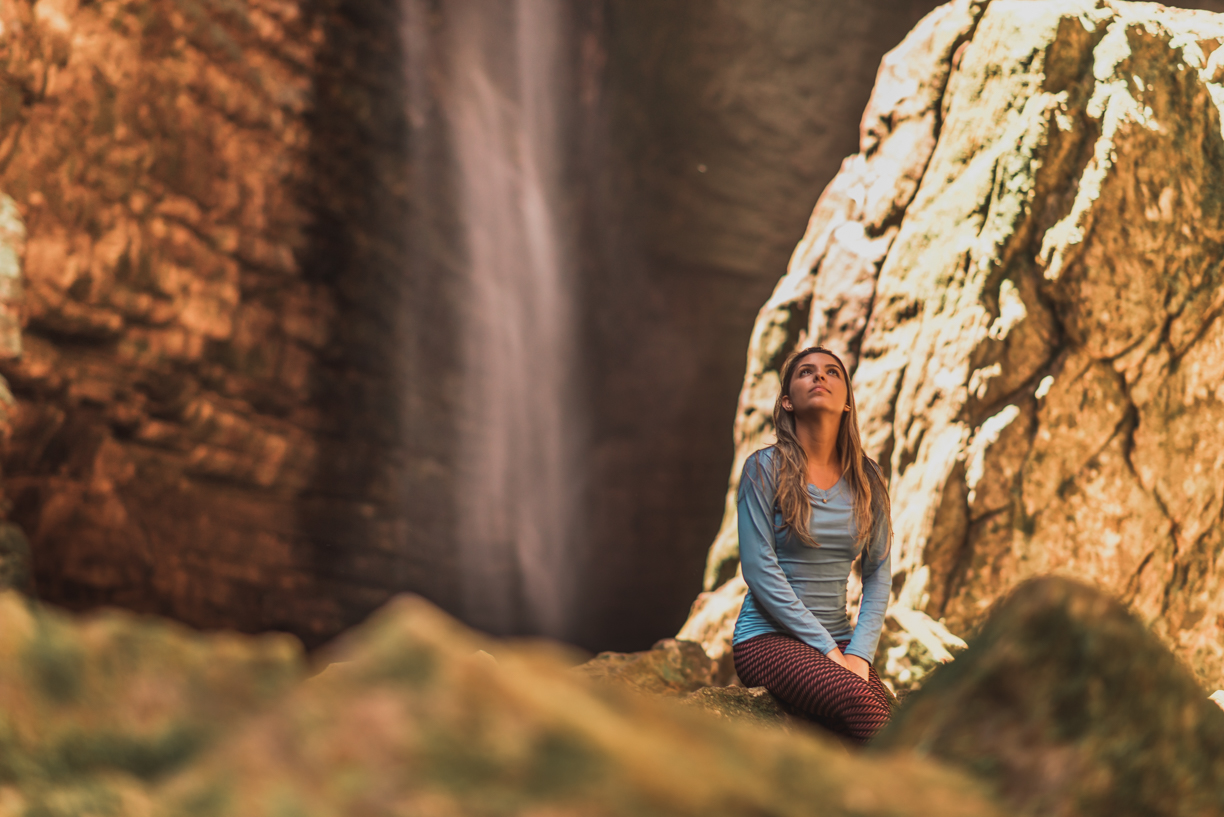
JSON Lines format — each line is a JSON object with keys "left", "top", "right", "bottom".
{"left": 731, "top": 346, "right": 894, "bottom": 743}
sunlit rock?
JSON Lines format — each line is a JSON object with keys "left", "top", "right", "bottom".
{"left": 874, "top": 577, "right": 1224, "bottom": 816}
{"left": 687, "top": 0, "right": 1224, "bottom": 692}
{"left": 574, "top": 638, "right": 715, "bottom": 695}
{"left": 676, "top": 572, "right": 747, "bottom": 684}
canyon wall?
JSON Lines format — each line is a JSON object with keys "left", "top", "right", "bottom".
{"left": 0, "top": 0, "right": 349, "bottom": 637}
{"left": 0, "top": 0, "right": 439, "bottom": 645}
{"left": 687, "top": 0, "right": 1224, "bottom": 689}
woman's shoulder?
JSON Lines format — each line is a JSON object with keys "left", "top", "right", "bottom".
{"left": 744, "top": 445, "right": 779, "bottom": 470}
{"left": 750, "top": 444, "right": 778, "bottom": 461}
{"left": 739, "top": 446, "right": 779, "bottom": 490}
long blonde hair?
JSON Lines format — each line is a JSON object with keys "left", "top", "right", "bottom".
{"left": 771, "top": 347, "right": 890, "bottom": 550}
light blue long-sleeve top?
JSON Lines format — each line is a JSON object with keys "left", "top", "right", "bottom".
{"left": 731, "top": 446, "right": 892, "bottom": 662}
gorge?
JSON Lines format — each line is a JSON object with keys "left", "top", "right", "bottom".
{"left": 1, "top": 0, "right": 1224, "bottom": 813}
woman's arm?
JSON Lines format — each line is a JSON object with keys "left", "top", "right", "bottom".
{"left": 738, "top": 450, "right": 840, "bottom": 655}
{"left": 845, "top": 507, "right": 892, "bottom": 663}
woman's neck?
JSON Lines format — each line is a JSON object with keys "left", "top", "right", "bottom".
{"left": 795, "top": 413, "right": 842, "bottom": 486}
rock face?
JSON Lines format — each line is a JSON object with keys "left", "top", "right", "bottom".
{"left": 0, "top": 0, "right": 370, "bottom": 641}
{"left": 0, "top": 590, "right": 1011, "bottom": 816}
{"left": 875, "top": 577, "right": 1224, "bottom": 816}
{"left": 689, "top": 0, "right": 1224, "bottom": 691}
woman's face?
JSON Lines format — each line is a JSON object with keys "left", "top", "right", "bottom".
{"left": 783, "top": 352, "right": 849, "bottom": 419}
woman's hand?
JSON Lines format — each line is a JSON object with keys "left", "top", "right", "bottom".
{"left": 828, "top": 648, "right": 871, "bottom": 681}
{"left": 844, "top": 654, "right": 871, "bottom": 682}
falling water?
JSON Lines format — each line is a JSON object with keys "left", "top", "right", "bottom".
{"left": 444, "top": 0, "right": 580, "bottom": 638}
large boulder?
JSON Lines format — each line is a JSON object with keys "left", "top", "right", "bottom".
{"left": 874, "top": 576, "right": 1224, "bottom": 816}
{"left": 687, "top": 0, "right": 1224, "bottom": 692}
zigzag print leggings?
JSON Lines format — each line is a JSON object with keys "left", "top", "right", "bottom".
{"left": 733, "top": 633, "right": 895, "bottom": 744}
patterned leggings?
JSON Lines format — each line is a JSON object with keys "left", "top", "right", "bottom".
{"left": 733, "top": 633, "right": 894, "bottom": 744}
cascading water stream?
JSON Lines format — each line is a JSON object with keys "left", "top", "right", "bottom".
{"left": 443, "top": 0, "right": 580, "bottom": 639}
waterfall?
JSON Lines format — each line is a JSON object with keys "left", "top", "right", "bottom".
{"left": 444, "top": 0, "right": 581, "bottom": 638}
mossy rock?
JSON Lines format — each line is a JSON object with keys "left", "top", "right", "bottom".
{"left": 0, "top": 592, "right": 303, "bottom": 814}
{"left": 156, "top": 595, "right": 1012, "bottom": 817}
{"left": 874, "top": 576, "right": 1224, "bottom": 816}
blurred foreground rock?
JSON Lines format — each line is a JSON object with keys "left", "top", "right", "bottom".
{"left": 0, "top": 592, "right": 303, "bottom": 815}
{"left": 875, "top": 577, "right": 1224, "bottom": 816}
{"left": 0, "top": 522, "right": 31, "bottom": 594}
{"left": 0, "top": 590, "right": 1010, "bottom": 816}
{"left": 159, "top": 596, "right": 1006, "bottom": 817}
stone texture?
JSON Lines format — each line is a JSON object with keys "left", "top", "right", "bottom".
{"left": 0, "top": 590, "right": 303, "bottom": 815}
{"left": 152, "top": 594, "right": 1010, "bottom": 817}
{"left": 0, "top": 590, "right": 1004, "bottom": 814}
{"left": 0, "top": 0, "right": 462, "bottom": 646}
{"left": 0, "top": 0, "right": 348, "bottom": 638}
{"left": 573, "top": 638, "right": 715, "bottom": 696}
{"left": 874, "top": 576, "right": 1224, "bottom": 816}
{"left": 678, "top": 685, "right": 801, "bottom": 732}
{"left": 676, "top": 572, "right": 746, "bottom": 684}
{"left": 688, "top": 0, "right": 1224, "bottom": 691}
{"left": 575, "top": 633, "right": 814, "bottom": 734}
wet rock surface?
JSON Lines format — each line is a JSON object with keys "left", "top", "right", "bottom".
{"left": 688, "top": 0, "right": 1224, "bottom": 692}
{"left": 874, "top": 576, "right": 1224, "bottom": 816}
